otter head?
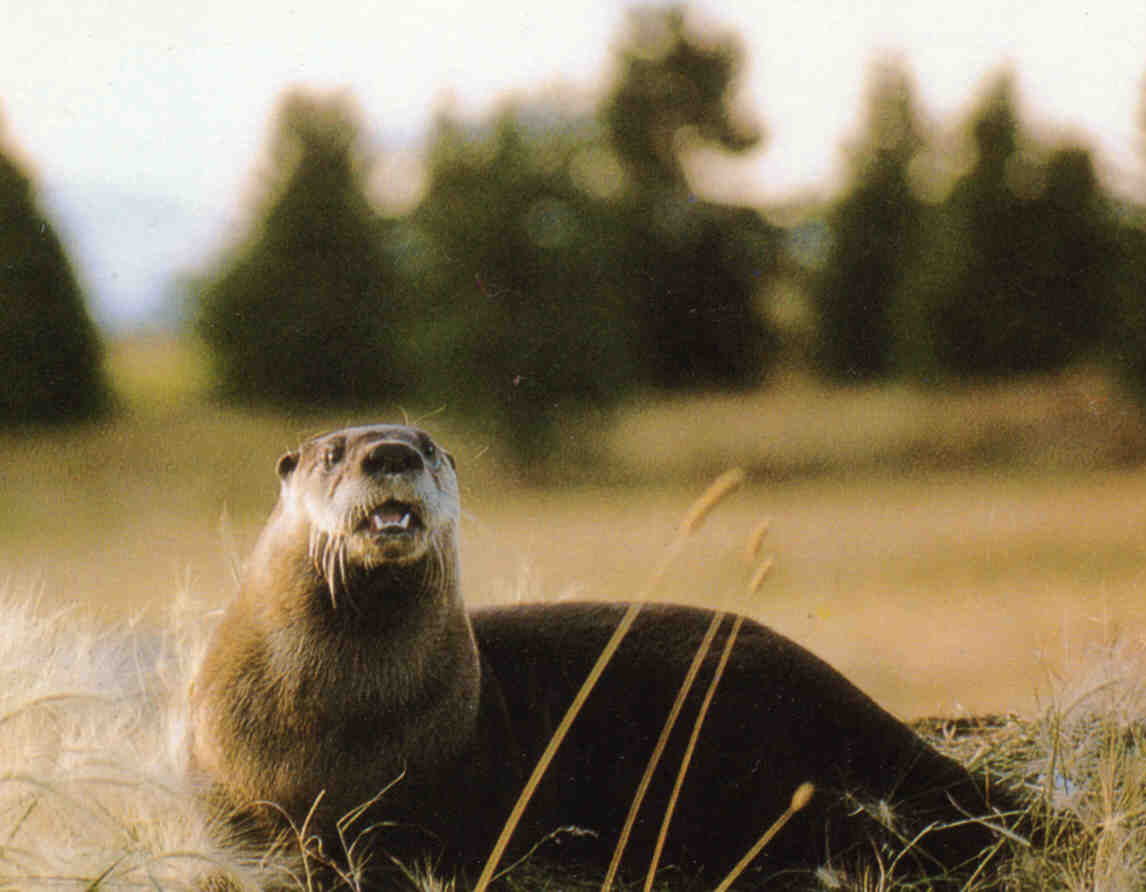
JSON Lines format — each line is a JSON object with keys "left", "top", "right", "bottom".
{"left": 274, "top": 424, "right": 460, "bottom": 607}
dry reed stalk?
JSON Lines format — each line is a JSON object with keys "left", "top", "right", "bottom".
{"left": 471, "top": 599, "right": 643, "bottom": 892}
{"left": 600, "top": 609, "right": 726, "bottom": 891}
{"left": 743, "top": 519, "right": 770, "bottom": 564}
{"left": 642, "top": 613, "right": 745, "bottom": 891}
{"left": 748, "top": 558, "right": 774, "bottom": 596}
{"left": 712, "top": 782, "right": 815, "bottom": 892}
{"left": 472, "top": 469, "right": 746, "bottom": 892}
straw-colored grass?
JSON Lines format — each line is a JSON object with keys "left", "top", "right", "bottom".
{"left": 4, "top": 339, "right": 1146, "bottom": 887}
{"left": 4, "top": 555, "right": 1146, "bottom": 889}
{"left": 914, "top": 634, "right": 1146, "bottom": 892}
{"left": 0, "top": 587, "right": 284, "bottom": 890}
{"left": 6, "top": 401, "right": 1146, "bottom": 719}
{"left": 3, "top": 466, "right": 1146, "bottom": 889}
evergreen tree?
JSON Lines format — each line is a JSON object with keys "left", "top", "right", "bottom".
{"left": 0, "top": 124, "right": 108, "bottom": 423}
{"left": 1109, "top": 73, "right": 1146, "bottom": 401}
{"left": 812, "top": 58, "right": 924, "bottom": 381}
{"left": 604, "top": 6, "right": 759, "bottom": 189}
{"left": 602, "top": 6, "right": 780, "bottom": 390}
{"left": 917, "top": 73, "right": 1113, "bottom": 377}
{"left": 408, "top": 103, "right": 638, "bottom": 462}
{"left": 196, "top": 90, "right": 405, "bottom": 406}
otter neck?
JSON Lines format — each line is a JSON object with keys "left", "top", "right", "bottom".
{"left": 307, "top": 553, "right": 458, "bottom": 633}
{"left": 247, "top": 527, "right": 481, "bottom": 766}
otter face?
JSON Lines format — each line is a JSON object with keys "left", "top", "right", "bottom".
{"left": 276, "top": 425, "right": 459, "bottom": 600}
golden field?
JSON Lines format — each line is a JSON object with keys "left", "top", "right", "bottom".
{"left": 4, "top": 336, "right": 1146, "bottom": 721}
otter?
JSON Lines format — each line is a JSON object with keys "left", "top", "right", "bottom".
{"left": 190, "top": 424, "right": 1023, "bottom": 889}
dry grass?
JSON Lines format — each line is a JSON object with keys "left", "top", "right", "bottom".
{"left": 915, "top": 635, "right": 1146, "bottom": 892}
{"left": 5, "top": 340, "right": 1146, "bottom": 886}
{"left": 462, "top": 469, "right": 1146, "bottom": 718}
{"left": 605, "top": 367, "right": 1146, "bottom": 481}
{"left": 4, "top": 355, "right": 1146, "bottom": 719}
{"left": 0, "top": 587, "right": 285, "bottom": 890}
{"left": 0, "top": 456, "right": 1143, "bottom": 889}
{"left": 3, "top": 549, "right": 1146, "bottom": 889}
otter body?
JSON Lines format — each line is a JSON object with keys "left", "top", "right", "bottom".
{"left": 190, "top": 425, "right": 1018, "bottom": 889}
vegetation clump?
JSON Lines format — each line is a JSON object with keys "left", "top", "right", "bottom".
{"left": 0, "top": 120, "right": 109, "bottom": 424}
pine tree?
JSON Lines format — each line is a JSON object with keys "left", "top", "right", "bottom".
{"left": 196, "top": 90, "right": 405, "bottom": 406}
{"left": 409, "top": 103, "right": 637, "bottom": 462}
{"left": 812, "top": 58, "right": 924, "bottom": 381}
{"left": 602, "top": 6, "right": 780, "bottom": 390}
{"left": 1109, "top": 72, "right": 1146, "bottom": 401}
{"left": 918, "top": 73, "right": 1114, "bottom": 377}
{"left": 0, "top": 126, "right": 108, "bottom": 423}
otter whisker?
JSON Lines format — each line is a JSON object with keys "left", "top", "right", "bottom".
{"left": 428, "top": 539, "right": 446, "bottom": 597}
{"left": 349, "top": 503, "right": 369, "bottom": 534}
{"left": 429, "top": 536, "right": 455, "bottom": 603}
{"left": 325, "top": 538, "right": 346, "bottom": 611}
{"left": 311, "top": 531, "right": 338, "bottom": 610}
{"left": 309, "top": 528, "right": 338, "bottom": 607}
{"left": 335, "top": 540, "right": 350, "bottom": 605}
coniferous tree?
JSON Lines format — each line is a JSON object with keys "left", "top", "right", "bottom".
{"left": 1110, "top": 73, "right": 1146, "bottom": 400}
{"left": 0, "top": 125, "right": 108, "bottom": 423}
{"left": 408, "top": 104, "right": 637, "bottom": 462}
{"left": 196, "top": 91, "right": 405, "bottom": 406}
{"left": 910, "top": 73, "right": 1114, "bottom": 378}
{"left": 604, "top": 6, "right": 759, "bottom": 189}
{"left": 812, "top": 58, "right": 924, "bottom": 381}
{"left": 403, "top": 6, "right": 782, "bottom": 461}
{"left": 602, "top": 6, "right": 780, "bottom": 390}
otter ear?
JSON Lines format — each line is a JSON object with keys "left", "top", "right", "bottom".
{"left": 276, "top": 450, "right": 300, "bottom": 479}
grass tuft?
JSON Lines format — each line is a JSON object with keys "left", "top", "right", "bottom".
{"left": 0, "top": 586, "right": 294, "bottom": 891}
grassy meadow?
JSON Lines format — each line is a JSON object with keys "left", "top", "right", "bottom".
{"left": 4, "top": 337, "right": 1146, "bottom": 719}
{"left": 6, "top": 336, "right": 1146, "bottom": 888}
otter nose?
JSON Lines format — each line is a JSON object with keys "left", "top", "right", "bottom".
{"left": 362, "top": 440, "right": 424, "bottom": 476}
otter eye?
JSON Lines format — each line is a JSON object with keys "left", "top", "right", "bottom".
{"left": 322, "top": 440, "right": 345, "bottom": 470}
{"left": 420, "top": 435, "right": 447, "bottom": 469}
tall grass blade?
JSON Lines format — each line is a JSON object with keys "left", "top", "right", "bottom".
{"left": 712, "top": 782, "right": 815, "bottom": 892}
{"left": 642, "top": 614, "right": 744, "bottom": 891}
{"left": 473, "top": 469, "right": 746, "bottom": 891}
{"left": 472, "top": 601, "right": 644, "bottom": 892}
{"left": 601, "top": 609, "right": 724, "bottom": 891}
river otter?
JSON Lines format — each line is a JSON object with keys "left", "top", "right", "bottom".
{"left": 189, "top": 423, "right": 1022, "bottom": 889}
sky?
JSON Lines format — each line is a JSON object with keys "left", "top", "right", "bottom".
{"left": 1, "top": 0, "right": 1144, "bottom": 329}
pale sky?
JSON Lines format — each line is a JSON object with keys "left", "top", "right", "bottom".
{"left": 1, "top": 0, "right": 1144, "bottom": 326}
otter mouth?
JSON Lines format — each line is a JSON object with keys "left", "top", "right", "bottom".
{"left": 360, "top": 500, "right": 423, "bottom": 538}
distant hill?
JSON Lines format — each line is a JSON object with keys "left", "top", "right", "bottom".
{"left": 41, "top": 181, "right": 229, "bottom": 333}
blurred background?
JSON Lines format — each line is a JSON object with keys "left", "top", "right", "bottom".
{"left": 3, "top": 1, "right": 1146, "bottom": 718}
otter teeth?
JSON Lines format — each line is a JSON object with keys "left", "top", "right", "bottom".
{"left": 370, "top": 507, "right": 413, "bottom": 532}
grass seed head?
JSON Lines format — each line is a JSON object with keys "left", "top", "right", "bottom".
{"left": 743, "top": 519, "right": 770, "bottom": 564}
{"left": 748, "top": 558, "right": 775, "bottom": 596}
{"left": 678, "top": 468, "right": 746, "bottom": 536}
{"left": 791, "top": 781, "right": 815, "bottom": 812}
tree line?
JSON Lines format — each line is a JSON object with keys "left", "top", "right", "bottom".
{"left": 3, "top": 6, "right": 1146, "bottom": 463}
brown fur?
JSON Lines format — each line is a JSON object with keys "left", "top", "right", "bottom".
{"left": 190, "top": 424, "right": 1024, "bottom": 889}
{"left": 189, "top": 425, "right": 481, "bottom": 836}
